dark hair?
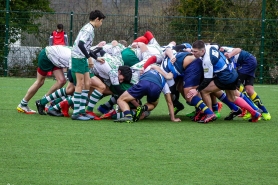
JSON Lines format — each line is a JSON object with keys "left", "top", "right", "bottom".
{"left": 57, "top": 24, "right": 63, "bottom": 30}
{"left": 118, "top": 40, "right": 128, "bottom": 47}
{"left": 118, "top": 65, "right": 132, "bottom": 83}
{"left": 173, "top": 44, "right": 186, "bottom": 52}
{"left": 192, "top": 40, "right": 205, "bottom": 49}
{"left": 89, "top": 10, "right": 106, "bottom": 21}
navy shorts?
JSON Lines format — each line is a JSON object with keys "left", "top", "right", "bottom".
{"left": 237, "top": 73, "right": 255, "bottom": 86}
{"left": 214, "top": 77, "right": 238, "bottom": 90}
{"left": 183, "top": 58, "right": 203, "bottom": 88}
{"left": 127, "top": 80, "right": 162, "bottom": 103}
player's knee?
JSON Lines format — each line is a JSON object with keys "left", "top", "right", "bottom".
{"left": 97, "top": 83, "right": 106, "bottom": 92}
{"left": 57, "top": 77, "right": 67, "bottom": 86}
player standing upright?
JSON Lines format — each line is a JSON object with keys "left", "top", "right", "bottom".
{"left": 70, "top": 10, "right": 106, "bottom": 121}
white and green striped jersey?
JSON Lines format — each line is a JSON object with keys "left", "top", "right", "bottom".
{"left": 45, "top": 45, "right": 72, "bottom": 68}
{"left": 102, "top": 43, "right": 126, "bottom": 56}
{"left": 71, "top": 23, "right": 95, "bottom": 58}
{"left": 92, "top": 52, "right": 123, "bottom": 86}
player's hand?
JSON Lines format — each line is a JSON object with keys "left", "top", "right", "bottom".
{"left": 171, "top": 118, "right": 181, "bottom": 122}
{"left": 97, "top": 41, "right": 106, "bottom": 47}
{"left": 170, "top": 57, "right": 176, "bottom": 63}
{"left": 131, "top": 42, "right": 138, "bottom": 48}
{"left": 97, "top": 57, "right": 105, "bottom": 64}
{"left": 88, "top": 57, "right": 94, "bottom": 68}
{"left": 165, "top": 72, "right": 173, "bottom": 80}
{"left": 139, "top": 67, "right": 144, "bottom": 75}
{"left": 224, "top": 53, "right": 231, "bottom": 59}
{"left": 187, "top": 89, "right": 198, "bottom": 99}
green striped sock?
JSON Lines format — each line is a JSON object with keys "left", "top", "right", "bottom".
{"left": 20, "top": 99, "right": 28, "bottom": 107}
{"left": 80, "top": 90, "right": 89, "bottom": 114}
{"left": 87, "top": 89, "right": 103, "bottom": 112}
{"left": 40, "top": 88, "right": 66, "bottom": 105}
{"left": 73, "top": 92, "right": 81, "bottom": 115}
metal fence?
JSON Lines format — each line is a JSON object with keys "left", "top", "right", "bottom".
{"left": 1, "top": 10, "right": 278, "bottom": 84}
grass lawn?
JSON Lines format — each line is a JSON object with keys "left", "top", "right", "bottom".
{"left": 1, "top": 77, "right": 278, "bottom": 185}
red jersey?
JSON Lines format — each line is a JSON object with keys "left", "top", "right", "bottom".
{"left": 52, "top": 30, "right": 66, "bottom": 45}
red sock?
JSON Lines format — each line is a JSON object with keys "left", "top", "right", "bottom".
{"left": 143, "top": 56, "right": 157, "bottom": 69}
{"left": 234, "top": 97, "right": 256, "bottom": 116}
{"left": 144, "top": 31, "right": 154, "bottom": 42}
{"left": 133, "top": 36, "right": 148, "bottom": 44}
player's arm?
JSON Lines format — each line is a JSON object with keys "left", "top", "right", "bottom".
{"left": 163, "top": 85, "right": 181, "bottom": 122}
{"left": 64, "top": 32, "right": 68, "bottom": 46}
{"left": 78, "top": 40, "right": 94, "bottom": 68}
{"left": 225, "top": 48, "right": 241, "bottom": 59}
{"left": 49, "top": 32, "right": 53, "bottom": 46}
{"left": 164, "top": 48, "right": 176, "bottom": 63}
{"left": 89, "top": 47, "right": 105, "bottom": 64}
{"left": 150, "top": 65, "right": 173, "bottom": 80}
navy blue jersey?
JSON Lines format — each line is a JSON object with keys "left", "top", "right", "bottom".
{"left": 140, "top": 69, "right": 166, "bottom": 89}
{"left": 162, "top": 51, "right": 192, "bottom": 78}
{"left": 221, "top": 47, "right": 257, "bottom": 77}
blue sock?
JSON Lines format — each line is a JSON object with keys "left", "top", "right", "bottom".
{"left": 239, "top": 93, "right": 258, "bottom": 110}
{"left": 218, "top": 93, "right": 239, "bottom": 112}
{"left": 124, "top": 110, "right": 132, "bottom": 117}
{"left": 191, "top": 96, "right": 214, "bottom": 114}
{"left": 212, "top": 103, "right": 218, "bottom": 112}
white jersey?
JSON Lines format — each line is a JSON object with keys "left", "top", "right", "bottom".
{"left": 45, "top": 45, "right": 71, "bottom": 68}
{"left": 92, "top": 52, "right": 123, "bottom": 86}
{"left": 131, "top": 38, "right": 164, "bottom": 63}
{"left": 221, "top": 46, "right": 239, "bottom": 63}
{"left": 71, "top": 23, "right": 95, "bottom": 58}
{"left": 102, "top": 43, "right": 126, "bottom": 56}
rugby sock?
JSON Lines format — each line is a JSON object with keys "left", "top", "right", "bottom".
{"left": 112, "top": 110, "right": 135, "bottom": 119}
{"left": 238, "top": 84, "right": 245, "bottom": 93}
{"left": 212, "top": 103, "right": 218, "bottom": 112}
{"left": 52, "top": 97, "right": 73, "bottom": 111}
{"left": 79, "top": 90, "right": 89, "bottom": 114}
{"left": 123, "top": 110, "right": 132, "bottom": 118}
{"left": 239, "top": 92, "right": 258, "bottom": 110}
{"left": 67, "top": 96, "right": 73, "bottom": 106}
{"left": 191, "top": 96, "right": 214, "bottom": 114}
{"left": 144, "top": 31, "right": 154, "bottom": 43}
{"left": 52, "top": 103, "right": 61, "bottom": 111}
{"left": 112, "top": 112, "right": 124, "bottom": 119}
{"left": 133, "top": 36, "right": 148, "bottom": 44}
{"left": 102, "top": 96, "right": 117, "bottom": 110}
{"left": 250, "top": 92, "right": 268, "bottom": 113}
{"left": 52, "top": 97, "right": 64, "bottom": 106}
{"left": 143, "top": 56, "right": 157, "bottom": 69}
{"left": 72, "top": 92, "right": 81, "bottom": 115}
{"left": 20, "top": 99, "right": 28, "bottom": 107}
{"left": 87, "top": 89, "right": 103, "bottom": 112}
{"left": 218, "top": 93, "right": 239, "bottom": 112}
{"left": 234, "top": 97, "right": 257, "bottom": 116}
{"left": 40, "top": 88, "right": 67, "bottom": 105}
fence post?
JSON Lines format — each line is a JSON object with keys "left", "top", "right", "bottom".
{"left": 197, "top": 15, "right": 202, "bottom": 40}
{"left": 134, "top": 0, "right": 138, "bottom": 40}
{"left": 259, "top": 0, "right": 266, "bottom": 84}
{"left": 4, "top": 0, "right": 10, "bottom": 77}
{"left": 70, "top": 12, "right": 73, "bottom": 46}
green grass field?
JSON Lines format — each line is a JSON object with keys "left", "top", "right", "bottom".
{"left": 1, "top": 77, "right": 278, "bottom": 185}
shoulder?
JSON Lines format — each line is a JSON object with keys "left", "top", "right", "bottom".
{"left": 82, "top": 23, "right": 94, "bottom": 32}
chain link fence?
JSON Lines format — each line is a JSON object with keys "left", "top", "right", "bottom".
{"left": 1, "top": 5, "right": 278, "bottom": 83}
